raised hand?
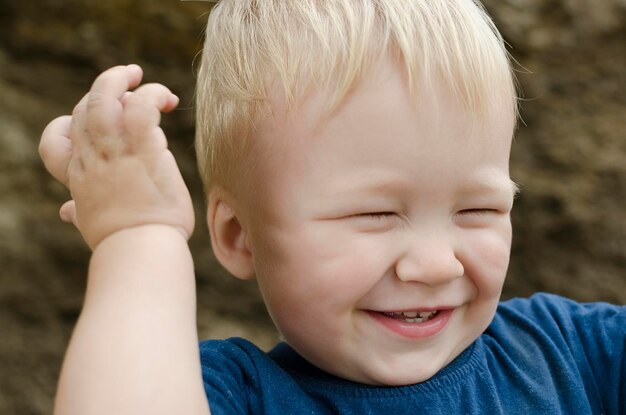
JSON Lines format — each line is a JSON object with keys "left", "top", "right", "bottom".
{"left": 39, "top": 65, "right": 194, "bottom": 250}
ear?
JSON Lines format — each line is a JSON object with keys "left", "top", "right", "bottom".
{"left": 207, "top": 189, "right": 256, "bottom": 280}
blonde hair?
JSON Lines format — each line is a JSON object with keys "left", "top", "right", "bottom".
{"left": 195, "top": 0, "right": 517, "bottom": 193}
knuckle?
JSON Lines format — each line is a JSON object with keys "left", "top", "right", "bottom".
{"left": 123, "top": 91, "right": 146, "bottom": 107}
{"left": 94, "top": 65, "right": 126, "bottom": 84}
{"left": 134, "top": 83, "right": 170, "bottom": 101}
{"left": 122, "top": 111, "right": 148, "bottom": 133}
{"left": 123, "top": 97, "right": 159, "bottom": 125}
{"left": 86, "top": 91, "right": 107, "bottom": 110}
{"left": 72, "top": 101, "right": 86, "bottom": 117}
{"left": 145, "top": 82, "right": 169, "bottom": 93}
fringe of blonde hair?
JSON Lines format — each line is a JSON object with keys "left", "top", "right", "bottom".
{"left": 195, "top": 0, "right": 517, "bottom": 192}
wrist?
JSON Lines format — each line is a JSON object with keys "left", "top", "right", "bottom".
{"left": 91, "top": 223, "right": 190, "bottom": 252}
{"left": 86, "top": 223, "right": 195, "bottom": 295}
{"left": 89, "top": 224, "right": 194, "bottom": 280}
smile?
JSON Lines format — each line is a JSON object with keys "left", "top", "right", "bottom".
{"left": 368, "top": 308, "right": 453, "bottom": 339}
{"left": 382, "top": 310, "right": 439, "bottom": 323}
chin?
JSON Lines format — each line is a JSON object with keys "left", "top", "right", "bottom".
{"left": 374, "top": 368, "right": 440, "bottom": 387}
{"left": 346, "top": 357, "right": 448, "bottom": 386}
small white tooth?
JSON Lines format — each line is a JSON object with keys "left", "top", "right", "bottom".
{"left": 418, "top": 311, "right": 435, "bottom": 318}
{"left": 402, "top": 311, "right": 418, "bottom": 318}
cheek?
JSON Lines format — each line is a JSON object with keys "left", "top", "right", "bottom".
{"left": 259, "top": 228, "right": 386, "bottom": 310}
{"left": 462, "top": 225, "right": 512, "bottom": 294}
{"left": 304, "top": 231, "right": 389, "bottom": 297}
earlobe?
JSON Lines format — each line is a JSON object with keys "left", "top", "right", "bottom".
{"left": 207, "top": 190, "right": 256, "bottom": 280}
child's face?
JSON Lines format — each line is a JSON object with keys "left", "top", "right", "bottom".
{"left": 239, "top": 58, "right": 516, "bottom": 385}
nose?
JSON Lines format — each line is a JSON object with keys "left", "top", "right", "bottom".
{"left": 394, "top": 232, "right": 464, "bottom": 285}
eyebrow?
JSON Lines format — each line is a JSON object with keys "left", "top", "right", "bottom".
{"left": 460, "top": 175, "right": 521, "bottom": 199}
{"left": 320, "top": 170, "right": 521, "bottom": 201}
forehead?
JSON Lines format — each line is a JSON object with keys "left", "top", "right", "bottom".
{"left": 256, "top": 57, "right": 515, "bottom": 155}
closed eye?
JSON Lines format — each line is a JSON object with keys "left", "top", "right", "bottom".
{"left": 345, "top": 211, "right": 400, "bottom": 232}
{"left": 458, "top": 208, "right": 500, "bottom": 216}
{"left": 353, "top": 212, "right": 396, "bottom": 219}
{"left": 342, "top": 211, "right": 399, "bottom": 228}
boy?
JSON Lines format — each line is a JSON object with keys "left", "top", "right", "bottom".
{"left": 39, "top": 0, "right": 624, "bottom": 414}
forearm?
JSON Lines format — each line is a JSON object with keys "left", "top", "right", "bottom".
{"left": 54, "top": 225, "right": 210, "bottom": 415}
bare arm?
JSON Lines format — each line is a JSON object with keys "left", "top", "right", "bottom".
{"left": 39, "top": 65, "right": 210, "bottom": 415}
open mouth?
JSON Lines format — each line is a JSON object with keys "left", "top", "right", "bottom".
{"left": 368, "top": 308, "right": 453, "bottom": 339}
{"left": 380, "top": 310, "right": 439, "bottom": 323}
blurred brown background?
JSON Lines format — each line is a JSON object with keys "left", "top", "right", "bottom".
{"left": 0, "top": 1, "right": 624, "bottom": 413}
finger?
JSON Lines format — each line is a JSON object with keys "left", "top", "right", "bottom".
{"left": 40, "top": 115, "right": 73, "bottom": 186}
{"left": 59, "top": 200, "right": 78, "bottom": 227}
{"left": 85, "top": 64, "right": 144, "bottom": 137}
{"left": 122, "top": 83, "right": 179, "bottom": 152}
{"left": 123, "top": 83, "right": 179, "bottom": 129}
{"left": 121, "top": 87, "right": 179, "bottom": 114}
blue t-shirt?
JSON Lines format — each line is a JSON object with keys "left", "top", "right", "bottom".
{"left": 199, "top": 294, "right": 625, "bottom": 414}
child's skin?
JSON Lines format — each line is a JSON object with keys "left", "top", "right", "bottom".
{"left": 41, "top": 55, "right": 516, "bottom": 413}
{"left": 40, "top": 65, "right": 209, "bottom": 414}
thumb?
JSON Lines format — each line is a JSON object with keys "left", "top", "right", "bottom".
{"left": 59, "top": 200, "right": 78, "bottom": 228}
